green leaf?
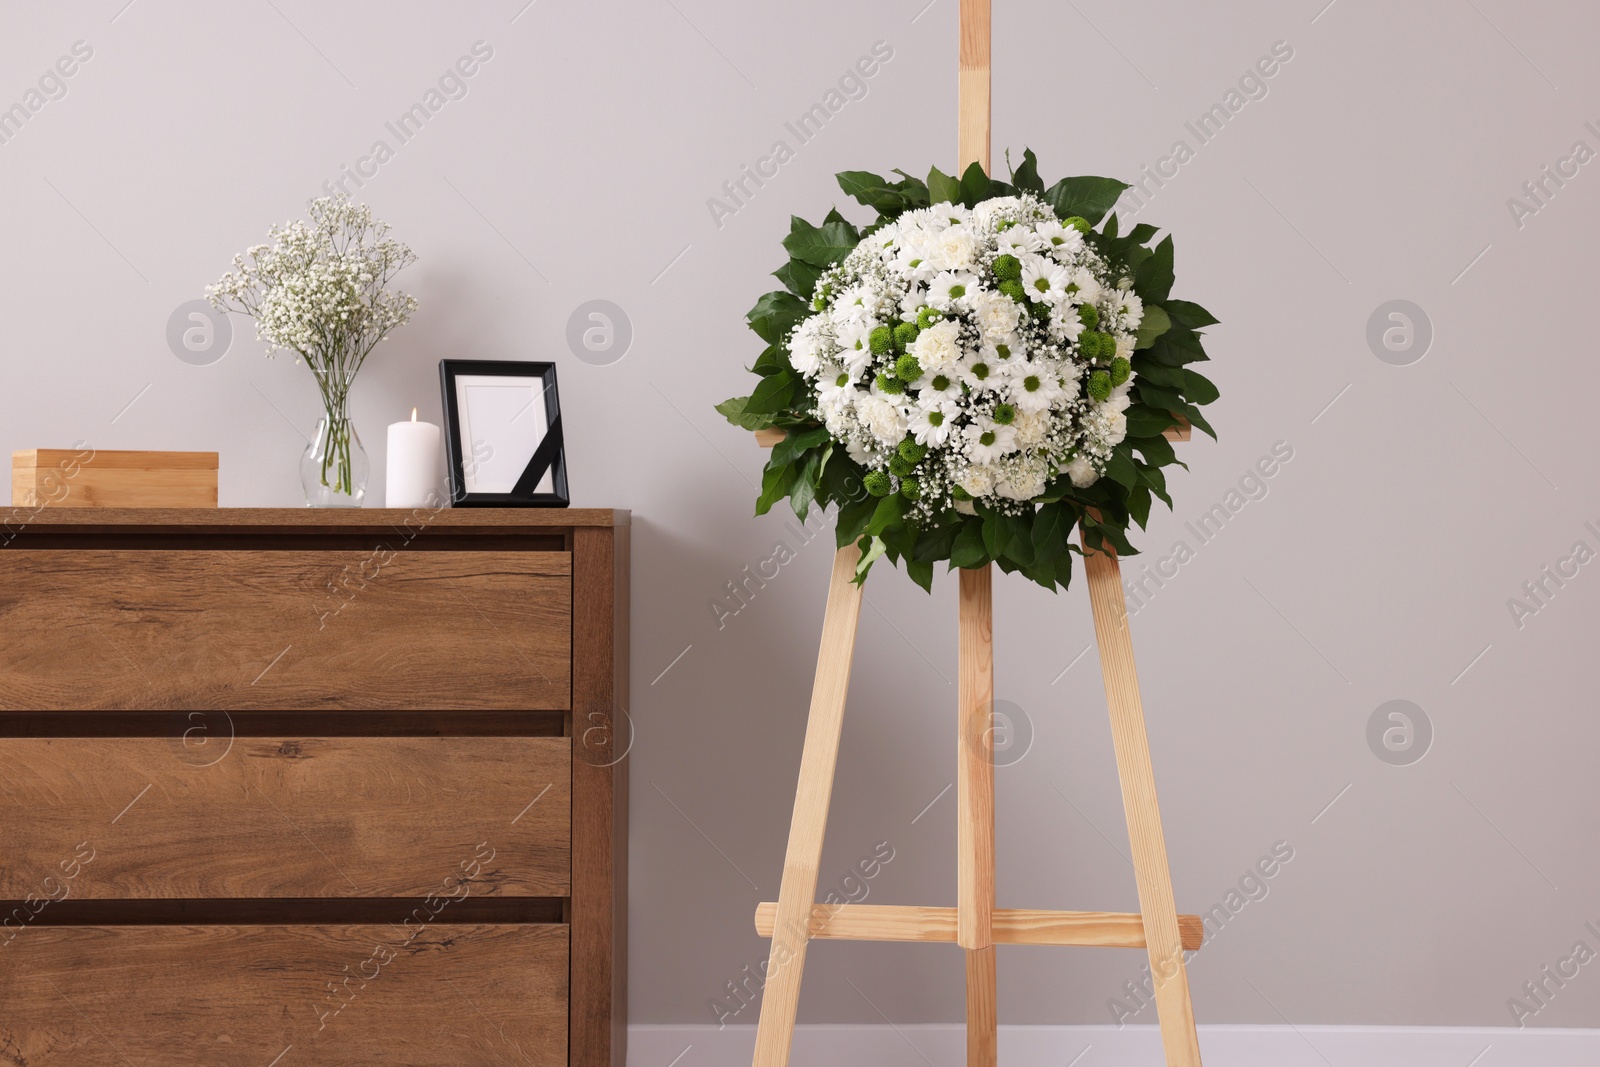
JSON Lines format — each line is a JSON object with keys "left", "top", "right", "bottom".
{"left": 1134, "top": 304, "right": 1171, "bottom": 350}
{"left": 1181, "top": 403, "right": 1216, "bottom": 439}
{"left": 1042, "top": 176, "right": 1130, "bottom": 224}
{"left": 914, "top": 523, "right": 959, "bottom": 562}
{"left": 1052, "top": 550, "right": 1074, "bottom": 588}
{"left": 746, "top": 369, "right": 798, "bottom": 414}
{"left": 926, "top": 165, "right": 962, "bottom": 206}
{"left": 1135, "top": 236, "right": 1174, "bottom": 304}
{"left": 789, "top": 451, "right": 821, "bottom": 519}
{"left": 751, "top": 344, "right": 787, "bottom": 376}
{"left": 1182, "top": 369, "right": 1220, "bottom": 405}
{"left": 1164, "top": 299, "right": 1219, "bottom": 330}
{"left": 836, "top": 171, "right": 906, "bottom": 214}
{"left": 1127, "top": 484, "right": 1152, "bottom": 528}
{"left": 835, "top": 495, "right": 876, "bottom": 547}
{"left": 1105, "top": 446, "right": 1139, "bottom": 489}
{"left": 782, "top": 218, "right": 859, "bottom": 268}
{"left": 890, "top": 169, "right": 931, "bottom": 206}
{"left": 715, "top": 394, "right": 775, "bottom": 431}
{"left": 746, "top": 290, "right": 808, "bottom": 344}
{"left": 855, "top": 535, "right": 887, "bottom": 579}
{"left": 1031, "top": 503, "right": 1072, "bottom": 561}
{"left": 958, "top": 161, "right": 991, "bottom": 207}
{"left": 1129, "top": 356, "right": 1184, "bottom": 388}
{"left": 755, "top": 459, "right": 798, "bottom": 516}
{"left": 1125, "top": 222, "right": 1160, "bottom": 245}
{"left": 906, "top": 558, "right": 935, "bottom": 592}
{"left": 773, "top": 259, "right": 823, "bottom": 300}
{"left": 1125, "top": 404, "right": 1179, "bottom": 438}
{"left": 950, "top": 519, "right": 987, "bottom": 568}
{"left": 1008, "top": 148, "right": 1043, "bottom": 193}
{"left": 865, "top": 492, "right": 905, "bottom": 536}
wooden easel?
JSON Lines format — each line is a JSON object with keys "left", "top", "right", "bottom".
{"left": 746, "top": 2, "right": 1205, "bottom": 1065}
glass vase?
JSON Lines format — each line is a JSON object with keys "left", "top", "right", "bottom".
{"left": 301, "top": 398, "right": 368, "bottom": 508}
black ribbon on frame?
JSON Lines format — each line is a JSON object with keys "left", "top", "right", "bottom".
{"left": 509, "top": 414, "right": 563, "bottom": 499}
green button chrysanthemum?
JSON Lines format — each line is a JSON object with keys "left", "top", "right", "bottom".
{"left": 869, "top": 325, "right": 893, "bottom": 354}
{"left": 898, "top": 438, "right": 927, "bottom": 463}
{"left": 864, "top": 470, "right": 893, "bottom": 497}
{"left": 991, "top": 254, "right": 1021, "bottom": 281}
{"left": 894, "top": 354, "right": 922, "bottom": 381}
{"left": 1109, "top": 356, "right": 1131, "bottom": 387}
{"left": 1087, "top": 369, "right": 1112, "bottom": 402}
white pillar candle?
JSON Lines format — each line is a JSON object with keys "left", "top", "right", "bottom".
{"left": 386, "top": 408, "right": 444, "bottom": 508}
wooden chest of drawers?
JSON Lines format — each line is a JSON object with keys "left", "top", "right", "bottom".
{"left": 0, "top": 508, "right": 629, "bottom": 1067}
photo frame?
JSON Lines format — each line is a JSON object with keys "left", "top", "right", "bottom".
{"left": 438, "top": 360, "right": 569, "bottom": 507}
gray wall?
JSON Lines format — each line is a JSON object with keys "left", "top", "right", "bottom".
{"left": 3, "top": 0, "right": 1597, "bottom": 1031}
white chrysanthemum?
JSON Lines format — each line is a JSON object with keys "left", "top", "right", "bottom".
{"left": 927, "top": 202, "right": 971, "bottom": 227}
{"left": 917, "top": 366, "right": 962, "bottom": 402}
{"left": 928, "top": 270, "right": 978, "bottom": 309}
{"left": 1068, "top": 269, "right": 1103, "bottom": 307}
{"left": 816, "top": 364, "right": 852, "bottom": 404}
{"left": 1036, "top": 220, "right": 1085, "bottom": 257}
{"left": 997, "top": 223, "right": 1044, "bottom": 257}
{"left": 1049, "top": 309, "right": 1086, "bottom": 344}
{"left": 911, "top": 320, "right": 963, "bottom": 375}
{"left": 1008, "top": 360, "right": 1064, "bottom": 414}
{"left": 1112, "top": 288, "right": 1144, "bottom": 329}
{"left": 1064, "top": 454, "right": 1099, "bottom": 488}
{"left": 963, "top": 417, "right": 1016, "bottom": 463}
{"left": 857, "top": 394, "right": 908, "bottom": 447}
{"left": 910, "top": 400, "right": 958, "bottom": 446}
{"left": 959, "top": 350, "right": 1002, "bottom": 393}
{"left": 1114, "top": 333, "right": 1135, "bottom": 361}
{"left": 1021, "top": 256, "right": 1069, "bottom": 303}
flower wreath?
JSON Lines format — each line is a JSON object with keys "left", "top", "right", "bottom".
{"left": 718, "top": 150, "right": 1219, "bottom": 591}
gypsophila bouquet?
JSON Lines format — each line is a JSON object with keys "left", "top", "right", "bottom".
{"left": 718, "top": 150, "right": 1218, "bottom": 591}
{"left": 209, "top": 195, "right": 417, "bottom": 502}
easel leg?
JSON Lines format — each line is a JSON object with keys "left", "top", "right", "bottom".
{"left": 752, "top": 544, "right": 866, "bottom": 1067}
{"left": 957, "top": 565, "right": 997, "bottom": 1067}
{"left": 1082, "top": 544, "right": 1204, "bottom": 1067}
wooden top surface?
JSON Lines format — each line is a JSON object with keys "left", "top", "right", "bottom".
{"left": 14, "top": 449, "right": 220, "bottom": 469}
{"left": 0, "top": 507, "right": 629, "bottom": 531}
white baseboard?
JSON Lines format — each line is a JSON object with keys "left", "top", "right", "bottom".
{"left": 629, "top": 1023, "right": 1599, "bottom": 1066}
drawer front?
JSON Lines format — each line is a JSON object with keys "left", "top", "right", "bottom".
{"left": 0, "top": 550, "right": 571, "bottom": 709}
{"left": 0, "top": 923, "right": 568, "bottom": 1065}
{"left": 0, "top": 737, "right": 571, "bottom": 897}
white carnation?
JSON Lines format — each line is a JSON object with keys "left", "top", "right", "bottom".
{"left": 1064, "top": 454, "right": 1099, "bottom": 488}
{"left": 958, "top": 464, "right": 997, "bottom": 498}
{"left": 857, "top": 395, "right": 908, "bottom": 447}
{"left": 912, "top": 320, "right": 963, "bottom": 375}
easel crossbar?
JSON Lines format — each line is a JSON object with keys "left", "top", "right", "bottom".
{"left": 754, "top": 902, "right": 1204, "bottom": 950}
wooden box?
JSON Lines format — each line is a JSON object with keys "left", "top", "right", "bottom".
{"left": 0, "top": 508, "right": 630, "bottom": 1067}
{"left": 11, "top": 448, "right": 218, "bottom": 508}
